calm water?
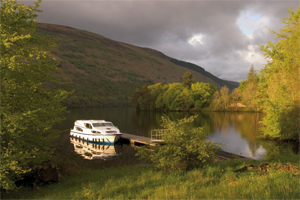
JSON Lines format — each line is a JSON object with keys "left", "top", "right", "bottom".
{"left": 55, "top": 107, "right": 297, "bottom": 166}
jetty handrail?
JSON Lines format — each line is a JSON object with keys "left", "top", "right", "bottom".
{"left": 150, "top": 129, "right": 171, "bottom": 142}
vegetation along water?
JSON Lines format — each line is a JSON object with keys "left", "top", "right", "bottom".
{"left": 1, "top": 0, "right": 299, "bottom": 198}
{"left": 133, "top": 7, "right": 300, "bottom": 141}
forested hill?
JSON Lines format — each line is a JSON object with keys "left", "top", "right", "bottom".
{"left": 169, "top": 58, "right": 239, "bottom": 90}
{"left": 37, "top": 23, "right": 239, "bottom": 107}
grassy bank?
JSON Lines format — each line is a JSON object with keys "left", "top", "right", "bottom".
{"left": 3, "top": 155, "right": 299, "bottom": 199}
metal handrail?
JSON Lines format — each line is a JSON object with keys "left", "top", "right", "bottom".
{"left": 150, "top": 129, "right": 170, "bottom": 142}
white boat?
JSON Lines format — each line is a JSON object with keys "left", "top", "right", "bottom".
{"left": 70, "top": 120, "right": 122, "bottom": 143}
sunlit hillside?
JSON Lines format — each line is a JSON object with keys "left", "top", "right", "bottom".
{"left": 37, "top": 23, "right": 239, "bottom": 107}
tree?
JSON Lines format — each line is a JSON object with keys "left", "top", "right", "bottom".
{"left": 230, "top": 88, "right": 242, "bottom": 111}
{"left": 163, "top": 83, "right": 184, "bottom": 110}
{"left": 220, "top": 85, "right": 230, "bottom": 110}
{"left": 155, "top": 84, "right": 169, "bottom": 109}
{"left": 238, "top": 80, "right": 247, "bottom": 93}
{"left": 148, "top": 83, "right": 166, "bottom": 110}
{"left": 174, "top": 87, "right": 194, "bottom": 110}
{"left": 1, "top": 0, "right": 69, "bottom": 190}
{"left": 247, "top": 65, "right": 258, "bottom": 83}
{"left": 191, "top": 82, "right": 217, "bottom": 110}
{"left": 211, "top": 90, "right": 221, "bottom": 110}
{"left": 135, "top": 115, "right": 221, "bottom": 172}
{"left": 210, "top": 86, "right": 230, "bottom": 111}
{"left": 131, "top": 89, "right": 141, "bottom": 109}
{"left": 138, "top": 85, "right": 151, "bottom": 110}
{"left": 242, "top": 82, "right": 258, "bottom": 107}
{"left": 182, "top": 71, "right": 195, "bottom": 88}
{"left": 241, "top": 66, "right": 259, "bottom": 107}
{"left": 257, "top": 7, "right": 300, "bottom": 140}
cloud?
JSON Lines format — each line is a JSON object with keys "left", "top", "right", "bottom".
{"left": 188, "top": 34, "right": 205, "bottom": 45}
{"left": 27, "top": 0, "right": 299, "bottom": 82}
{"left": 237, "top": 10, "right": 270, "bottom": 37}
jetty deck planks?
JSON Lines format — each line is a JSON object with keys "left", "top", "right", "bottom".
{"left": 121, "top": 133, "right": 153, "bottom": 146}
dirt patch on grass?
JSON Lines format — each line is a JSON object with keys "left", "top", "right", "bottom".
{"left": 235, "top": 162, "right": 299, "bottom": 173}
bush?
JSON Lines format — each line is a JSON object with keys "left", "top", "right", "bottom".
{"left": 135, "top": 115, "right": 221, "bottom": 172}
{"left": 1, "top": 0, "right": 69, "bottom": 190}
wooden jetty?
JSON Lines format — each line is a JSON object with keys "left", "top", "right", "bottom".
{"left": 121, "top": 133, "right": 164, "bottom": 146}
{"left": 121, "top": 133, "right": 151, "bottom": 146}
{"left": 120, "top": 132, "right": 254, "bottom": 160}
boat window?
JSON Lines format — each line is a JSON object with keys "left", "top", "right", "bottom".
{"left": 106, "top": 131, "right": 117, "bottom": 133}
{"left": 103, "top": 123, "right": 114, "bottom": 126}
{"left": 92, "top": 123, "right": 104, "bottom": 127}
{"left": 85, "top": 123, "right": 92, "bottom": 129}
{"left": 92, "top": 130, "right": 100, "bottom": 133}
{"left": 75, "top": 127, "right": 83, "bottom": 132}
{"left": 93, "top": 123, "right": 114, "bottom": 127}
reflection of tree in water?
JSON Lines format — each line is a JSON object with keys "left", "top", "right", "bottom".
{"left": 133, "top": 110, "right": 298, "bottom": 159}
{"left": 209, "top": 112, "right": 233, "bottom": 136}
{"left": 234, "top": 113, "right": 262, "bottom": 141}
{"left": 233, "top": 113, "right": 263, "bottom": 158}
{"left": 193, "top": 112, "right": 215, "bottom": 137}
{"left": 134, "top": 111, "right": 229, "bottom": 138}
{"left": 231, "top": 112, "right": 263, "bottom": 158}
{"left": 133, "top": 111, "right": 172, "bottom": 136}
{"left": 134, "top": 111, "right": 209, "bottom": 137}
{"left": 206, "top": 112, "right": 264, "bottom": 158}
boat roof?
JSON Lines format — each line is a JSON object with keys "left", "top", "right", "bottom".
{"left": 75, "top": 120, "right": 112, "bottom": 124}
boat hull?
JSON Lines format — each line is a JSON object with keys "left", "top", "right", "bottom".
{"left": 70, "top": 130, "right": 121, "bottom": 143}
{"left": 70, "top": 137, "right": 122, "bottom": 160}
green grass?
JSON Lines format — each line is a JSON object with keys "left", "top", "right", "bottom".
{"left": 3, "top": 156, "right": 299, "bottom": 199}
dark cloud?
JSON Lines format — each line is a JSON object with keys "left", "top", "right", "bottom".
{"left": 22, "top": 0, "right": 299, "bottom": 82}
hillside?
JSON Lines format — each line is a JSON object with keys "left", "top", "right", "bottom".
{"left": 37, "top": 23, "right": 239, "bottom": 107}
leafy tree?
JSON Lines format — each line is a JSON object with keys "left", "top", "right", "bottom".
{"left": 241, "top": 66, "right": 259, "bottom": 107}
{"left": 191, "top": 82, "right": 217, "bottom": 110}
{"left": 135, "top": 115, "right": 221, "bottom": 172}
{"left": 247, "top": 65, "right": 258, "bottom": 83}
{"left": 137, "top": 85, "right": 151, "bottom": 110}
{"left": 211, "top": 90, "right": 221, "bottom": 110}
{"left": 172, "top": 87, "right": 194, "bottom": 110}
{"left": 163, "top": 83, "right": 184, "bottom": 110}
{"left": 155, "top": 94, "right": 165, "bottom": 109}
{"left": 210, "top": 86, "right": 230, "bottom": 111}
{"left": 230, "top": 88, "right": 242, "bottom": 111}
{"left": 220, "top": 85, "right": 230, "bottom": 110}
{"left": 242, "top": 82, "right": 258, "bottom": 108}
{"left": 257, "top": 7, "right": 300, "bottom": 139}
{"left": 131, "top": 89, "right": 141, "bottom": 108}
{"left": 1, "top": 0, "right": 69, "bottom": 190}
{"left": 134, "top": 83, "right": 169, "bottom": 110}
{"left": 238, "top": 80, "right": 247, "bottom": 93}
{"left": 148, "top": 83, "right": 166, "bottom": 110}
{"left": 182, "top": 71, "right": 195, "bottom": 88}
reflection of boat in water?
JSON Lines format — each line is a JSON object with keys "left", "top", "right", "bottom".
{"left": 70, "top": 137, "right": 123, "bottom": 160}
{"left": 70, "top": 120, "right": 122, "bottom": 143}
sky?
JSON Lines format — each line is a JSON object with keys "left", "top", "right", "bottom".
{"left": 23, "top": 0, "right": 299, "bottom": 82}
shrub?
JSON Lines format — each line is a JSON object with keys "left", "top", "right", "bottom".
{"left": 136, "top": 115, "right": 221, "bottom": 172}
